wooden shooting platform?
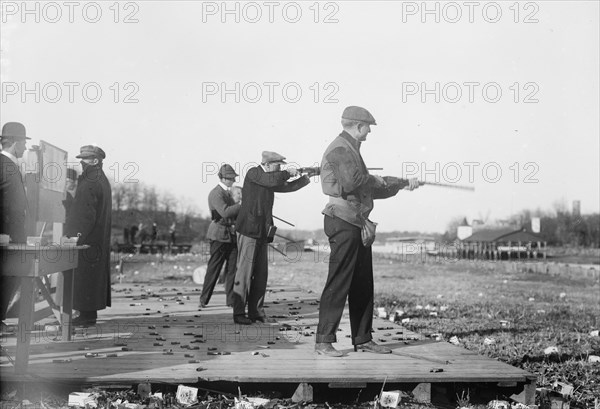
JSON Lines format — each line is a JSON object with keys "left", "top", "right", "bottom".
{"left": 1, "top": 282, "right": 536, "bottom": 403}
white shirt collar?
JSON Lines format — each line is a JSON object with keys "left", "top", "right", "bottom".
{"left": 1, "top": 150, "right": 18, "bottom": 164}
{"left": 260, "top": 164, "right": 268, "bottom": 172}
{"left": 218, "top": 181, "right": 229, "bottom": 191}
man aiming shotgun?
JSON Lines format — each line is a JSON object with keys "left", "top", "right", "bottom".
{"left": 314, "top": 106, "right": 421, "bottom": 357}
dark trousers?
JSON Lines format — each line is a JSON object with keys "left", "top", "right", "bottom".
{"left": 316, "top": 215, "right": 374, "bottom": 345}
{"left": 232, "top": 233, "right": 268, "bottom": 319}
{"left": 200, "top": 240, "right": 238, "bottom": 306}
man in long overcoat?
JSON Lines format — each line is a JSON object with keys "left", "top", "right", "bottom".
{"left": 1, "top": 122, "right": 30, "bottom": 318}
{"left": 65, "top": 145, "right": 112, "bottom": 326}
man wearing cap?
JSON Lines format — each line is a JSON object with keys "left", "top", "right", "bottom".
{"left": 315, "top": 106, "right": 419, "bottom": 357}
{"left": 65, "top": 145, "right": 112, "bottom": 327}
{"left": 232, "top": 152, "right": 311, "bottom": 325}
{"left": 1, "top": 122, "right": 30, "bottom": 319}
{"left": 199, "top": 164, "right": 242, "bottom": 308}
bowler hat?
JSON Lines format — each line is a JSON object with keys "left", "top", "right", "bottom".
{"left": 218, "top": 164, "right": 238, "bottom": 179}
{"left": 262, "top": 151, "right": 287, "bottom": 164}
{"left": 1, "top": 122, "right": 30, "bottom": 140}
{"left": 341, "top": 106, "right": 377, "bottom": 125}
{"left": 76, "top": 145, "right": 106, "bottom": 159}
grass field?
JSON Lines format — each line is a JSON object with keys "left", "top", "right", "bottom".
{"left": 115, "top": 247, "right": 600, "bottom": 408}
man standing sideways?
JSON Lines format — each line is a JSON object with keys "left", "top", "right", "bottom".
{"left": 232, "top": 151, "right": 312, "bottom": 325}
{"left": 65, "top": 145, "right": 112, "bottom": 327}
{"left": 315, "top": 106, "right": 419, "bottom": 357}
{"left": 200, "top": 164, "right": 241, "bottom": 308}
{"left": 0, "top": 122, "right": 30, "bottom": 319}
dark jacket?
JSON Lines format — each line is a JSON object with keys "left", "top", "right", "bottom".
{"left": 206, "top": 184, "right": 241, "bottom": 242}
{"left": 65, "top": 164, "right": 112, "bottom": 311}
{"left": 321, "top": 131, "right": 401, "bottom": 227}
{"left": 0, "top": 153, "right": 27, "bottom": 243}
{"left": 236, "top": 166, "right": 310, "bottom": 240}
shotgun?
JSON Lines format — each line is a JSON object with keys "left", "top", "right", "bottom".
{"left": 384, "top": 176, "right": 475, "bottom": 192}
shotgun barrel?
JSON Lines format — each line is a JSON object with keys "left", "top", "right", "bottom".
{"left": 384, "top": 176, "right": 475, "bottom": 191}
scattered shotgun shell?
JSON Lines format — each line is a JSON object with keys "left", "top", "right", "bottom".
{"left": 220, "top": 351, "right": 231, "bottom": 355}
{"left": 188, "top": 360, "right": 200, "bottom": 363}
{"left": 121, "top": 347, "right": 133, "bottom": 351}
{"left": 196, "top": 367, "right": 205, "bottom": 371}
{"left": 78, "top": 346, "right": 91, "bottom": 350}
{"left": 153, "top": 342, "right": 164, "bottom": 346}
{"left": 85, "top": 353, "right": 99, "bottom": 358}
{"left": 184, "top": 354, "right": 194, "bottom": 358}
{"left": 267, "top": 341, "right": 276, "bottom": 345}
{"left": 106, "top": 353, "right": 118, "bottom": 358}
{"left": 252, "top": 351, "right": 259, "bottom": 356}
{"left": 207, "top": 347, "right": 217, "bottom": 351}
{"left": 183, "top": 332, "right": 194, "bottom": 336}
{"left": 149, "top": 332, "right": 159, "bottom": 336}
{"left": 53, "top": 358, "right": 72, "bottom": 363}
{"left": 207, "top": 351, "right": 219, "bottom": 356}
{"left": 148, "top": 325, "right": 156, "bottom": 329}
{"left": 162, "top": 349, "right": 173, "bottom": 355}
{"left": 189, "top": 346, "right": 200, "bottom": 350}
{"left": 430, "top": 368, "right": 443, "bottom": 373}
{"left": 171, "top": 341, "right": 180, "bottom": 345}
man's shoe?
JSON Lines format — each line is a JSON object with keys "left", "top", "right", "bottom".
{"left": 199, "top": 301, "right": 207, "bottom": 308}
{"left": 250, "top": 316, "right": 277, "bottom": 324}
{"left": 315, "top": 342, "right": 343, "bottom": 357}
{"left": 354, "top": 340, "right": 392, "bottom": 354}
{"left": 233, "top": 316, "right": 252, "bottom": 325}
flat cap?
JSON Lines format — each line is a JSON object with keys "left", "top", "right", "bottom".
{"left": 341, "top": 106, "right": 377, "bottom": 125}
{"left": 76, "top": 145, "right": 106, "bottom": 159}
{"left": 218, "top": 164, "right": 238, "bottom": 179}
{"left": 261, "top": 151, "right": 287, "bottom": 164}
{"left": 1, "top": 122, "right": 30, "bottom": 140}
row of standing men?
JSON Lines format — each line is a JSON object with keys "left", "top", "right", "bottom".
{"left": 0, "top": 124, "right": 112, "bottom": 327}
{"left": 200, "top": 106, "right": 420, "bottom": 357}
{"left": 1, "top": 106, "right": 419, "bottom": 357}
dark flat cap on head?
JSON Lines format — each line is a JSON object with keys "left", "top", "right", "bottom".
{"left": 1, "top": 122, "right": 30, "bottom": 140}
{"left": 76, "top": 145, "right": 106, "bottom": 159}
{"left": 262, "top": 151, "right": 287, "bottom": 164}
{"left": 218, "top": 164, "right": 238, "bottom": 179}
{"left": 341, "top": 106, "right": 377, "bottom": 125}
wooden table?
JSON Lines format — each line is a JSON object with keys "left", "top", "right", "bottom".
{"left": 1, "top": 244, "right": 87, "bottom": 374}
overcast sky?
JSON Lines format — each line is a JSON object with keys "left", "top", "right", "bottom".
{"left": 2, "top": 1, "right": 598, "bottom": 233}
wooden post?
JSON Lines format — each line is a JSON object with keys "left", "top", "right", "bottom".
{"left": 543, "top": 241, "right": 547, "bottom": 260}
{"left": 507, "top": 241, "right": 512, "bottom": 260}
{"left": 517, "top": 241, "right": 521, "bottom": 260}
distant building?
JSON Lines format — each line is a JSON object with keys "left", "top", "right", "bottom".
{"left": 460, "top": 227, "right": 546, "bottom": 260}
{"left": 457, "top": 217, "right": 473, "bottom": 240}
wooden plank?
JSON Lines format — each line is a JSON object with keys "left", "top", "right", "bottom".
{"left": 1, "top": 282, "right": 536, "bottom": 387}
{"left": 61, "top": 269, "right": 73, "bottom": 341}
{"left": 14, "top": 277, "right": 36, "bottom": 374}
{"left": 34, "top": 277, "right": 62, "bottom": 323}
